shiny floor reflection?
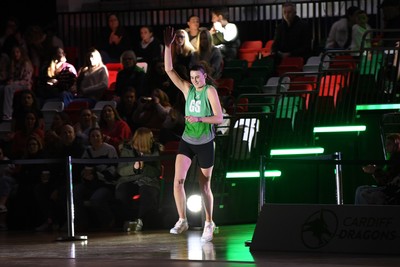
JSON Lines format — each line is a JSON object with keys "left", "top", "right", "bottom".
{"left": 1, "top": 224, "right": 400, "bottom": 267}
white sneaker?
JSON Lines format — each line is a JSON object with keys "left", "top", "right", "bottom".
{"left": 201, "top": 221, "right": 216, "bottom": 242}
{"left": 170, "top": 219, "right": 189, "bottom": 234}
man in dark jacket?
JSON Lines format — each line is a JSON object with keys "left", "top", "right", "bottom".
{"left": 271, "top": 2, "right": 312, "bottom": 65}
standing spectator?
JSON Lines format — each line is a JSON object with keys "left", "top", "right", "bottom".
{"left": 164, "top": 26, "right": 224, "bottom": 242}
{"left": 325, "top": 6, "right": 360, "bottom": 50}
{"left": 98, "top": 13, "right": 132, "bottom": 64}
{"left": 11, "top": 134, "right": 48, "bottom": 230}
{"left": 271, "top": 2, "right": 312, "bottom": 64}
{"left": 115, "top": 50, "right": 146, "bottom": 99}
{"left": 190, "top": 29, "right": 223, "bottom": 80}
{"left": 98, "top": 104, "right": 132, "bottom": 154}
{"left": 73, "top": 127, "right": 118, "bottom": 230}
{"left": 116, "top": 127, "right": 163, "bottom": 231}
{"left": 1, "top": 45, "right": 34, "bottom": 121}
{"left": 210, "top": 7, "right": 240, "bottom": 62}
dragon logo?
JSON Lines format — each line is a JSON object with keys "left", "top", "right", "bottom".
{"left": 301, "top": 208, "right": 338, "bottom": 249}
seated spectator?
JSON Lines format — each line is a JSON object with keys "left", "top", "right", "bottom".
{"left": 116, "top": 87, "right": 138, "bottom": 133}
{"left": 98, "top": 104, "right": 132, "bottom": 154}
{"left": 355, "top": 133, "right": 400, "bottom": 205}
{"left": 74, "top": 108, "right": 99, "bottom": 145}
{"left": 0, "top": 146, "right": 16, "bottom": 230}
{"left": 44, "top": 111, "right": 71, "bottom": 156}
{"left": 62, "top": 47, "right": 109, "bottom": 107}
{"left": 11, "top": 111, "right": 45, "bottom": 159}
{"left": 37, "top": 46, "right": 77, "bottom": 100}
{"left": 325, "top": 6, "right": 360, "bottom": 50}
{"left": 190, "top": 28, "right": 223, "bottom": 79}
{"left": 380, "top": 0, "right": 400, "bottom": 47}
{"left": 116, "top": 127, "right": 163, "bottom": 231}
{"left": 134, "top": 26, "right": 163, "bottom": 84}
{"left": 271, "top": 2, "right": 312, "bottom": 64}
{"left": 0, "top": 47, "right": 10, "bottom": 86}
{"left": 11, "top": 89, "right": 44, "bottom": 132}
{"left": 115, "top": 50, "right": 146, "bottom": 99}
{"left": 97, "top": 13, "right": 132, "bottom": 64}
{"left": 171, "top": 29, "right": 195, "bottom": 80}
{"left": 73, "top": 127, "right": 118, "bottom": 230}
{"left": 210, "top": 6, "right": 240, "bottom": 62}
{"left": 1, "top": 45, "right": 34, "bottom": 121}
{"left": 349, "top": 10, "right": 372, "bottom": 54}
{"left": 132, "top": 88, "right": 172, "bottom": 130}
{"left": 159, "top": 95, "right": 185, "bottom": 145}
{"left": 185, "top": 15, "right": 201, "bottom": 50}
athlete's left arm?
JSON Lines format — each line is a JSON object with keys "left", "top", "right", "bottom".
{"left": 202, "top": 86, "right": 223, "bottom": 124}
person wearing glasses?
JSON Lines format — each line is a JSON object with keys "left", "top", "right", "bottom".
{"left": 164, "top": 26, "right": 223, "bottom": 242}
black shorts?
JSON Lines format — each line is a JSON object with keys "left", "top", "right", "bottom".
{"left": 178, "top": 139, "right": 215, "bottom": 168}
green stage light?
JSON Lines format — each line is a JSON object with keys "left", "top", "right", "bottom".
{"left": 356, "top": 104, "right": 400, "bottom": 111}
{"left": 226, "top": 170, "right": 281, "bottom": 178}
{"left": 313, "top": 125, "right": 366, "bottom": 133}
{"left": 270, "top": 147, "right": 324, "bottom": 155}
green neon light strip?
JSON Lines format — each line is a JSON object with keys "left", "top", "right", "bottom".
{"left": 270, "top": 147, "right": 324, "bottom": 155}
{"left": 356, "top": 104, "right": 400, "bottom": 111}
{"left": 226, "top": 170, "right": 282, "bottom": 178}
{"left": 313, "top": 125, "right": 366, "bottom": 133}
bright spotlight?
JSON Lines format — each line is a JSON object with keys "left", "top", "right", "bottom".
{"left": 187, "top": 194, "right": 202, "bottom": 213}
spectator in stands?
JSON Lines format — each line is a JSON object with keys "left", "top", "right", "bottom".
{"left": 115, "top": 50, "right": 146, "bottom": 99}
{"left": 171, "top": 29, "right": 195, "bottom": 80}
{"left": 0, "top": 146, "right": 16, "bottom": 230}
{"left": 11, "top": 111, "right": 45, "bottom": 159}
{"left": 0, "top": 46, "right": 10, "bottom": 86}
{"left": 35, "top": 124, "right": 85, "bottom": 231}
{"left": 210, "top": 6, "right": 240, "bottom": 62}
{"left": 0, "top": 16, "right": 25, "bottom": 58}
{"left": 116, "top": 87, "right": 138, "bottom": 133}
{"left": 44, "top": 111, "right": 71, "bottom": 156}
{"left": 380, "top": 0, "right": 400, "bottom": 47}
{"left": 11, "top": 134, "right": 47, "bottom": 230}
{"left": 159, "top": 95, "right": 185, "bottom": 145}
{"left": 63, "top": 47, "right": 109, "bottom": 107}
{"left": 325, "top": 6, "right": 360, "bottom": 50}
{"left": 37, "top": 46, "right": 77, "bottom": 100}
{"left": 190, "top": 28, "right": 223, "bottom": 80}
{"left": 185, "top": 15, "right": 201, "bottom": 50}
{"left": 134, "top": 25, "right": 163, "bottom": 88}
{"left": 98, "top": 13, "right": 132, "bottom": 64}
{"left": 11, "top": 89, "right": 44, "bottom": 132}
{"left": 116, "top": 127, "right": 163, "bottom": 231}
{"left": 1, "top": 45, "right": 34, "bottom": 121}
{"left": 355, "top": 133, "right": 400, "bottom": 205}
{"left": 132, "top": 88, "right": 172, "bottom": 131}
{"left": 349, "top": 10, "right": 372, "bottom": 54}
{"left": 73, "top": 127, "right": 118, "bottom": 230}
{"left": 74, "top": 108, "right": 99, "bottom": 145}
{"left": 271, "top": 2, "right": 312, "bottom": 64}
{"left": 98, "top": 104, "right": 132, "bottom": 154}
